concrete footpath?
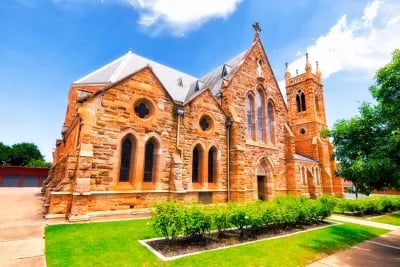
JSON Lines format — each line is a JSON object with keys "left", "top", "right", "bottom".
{"left": 0, "top": 188, "right": 47, "bottom": 267}
{"left": 308, "top": 215, "right": 400, "bottom": 267}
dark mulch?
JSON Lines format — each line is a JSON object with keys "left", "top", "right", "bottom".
{"left": 146, "top": 222, "right": 331, "bottom": 257}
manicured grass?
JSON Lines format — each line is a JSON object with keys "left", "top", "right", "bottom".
{"left": 369, "top": 212, "right": 400, "bottom": 226}
{"left": 45, "top": 220, "right": 388, "bottom": 267}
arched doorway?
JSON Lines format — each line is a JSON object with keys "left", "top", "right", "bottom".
{"left": 256, "top": 159, "right": 272, "bottom": 201}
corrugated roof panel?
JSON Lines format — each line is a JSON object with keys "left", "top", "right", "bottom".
{"left": 185, "top": 50, "right": 248, "bottom": 102}
{"left": 73, "top": 51, "right": 198, "bottom": 102}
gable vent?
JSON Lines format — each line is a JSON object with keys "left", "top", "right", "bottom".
{"left": 177, "top": 77, "right": 183, "bottom": 87}
{"left": 195, "top": 80, "right": 203, "bottom": 92}
{"left": 222, "top": 64, "right": 231, "bottom": 78}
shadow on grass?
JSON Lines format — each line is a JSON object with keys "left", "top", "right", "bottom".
{"left": 300, "top": 224, "right": 384, "bottom": 254}
{"left": 390, "top": 212, "right": 400, "bottom": 219}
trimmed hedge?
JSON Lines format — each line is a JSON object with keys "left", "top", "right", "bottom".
{"left": 150, "top": 195, "right": 336, "bottom": 240}
{"left": 335, "top": 196, "right": 400, "bottom": 215}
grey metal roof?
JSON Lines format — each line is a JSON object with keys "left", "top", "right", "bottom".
{"left": 294, "top": 153, "right": 319, "bottom": 163}
{"left": 74, "top": 50, "right": 198, "bottom": 102}
{"left": 185, "top": 50, "right": 248, "bottom": 103}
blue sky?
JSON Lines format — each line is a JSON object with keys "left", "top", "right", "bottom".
{"left": 1, "top": 0, "right": 399, "bottom": 161}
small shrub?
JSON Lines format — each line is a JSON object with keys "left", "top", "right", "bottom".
{"left": 150, "top": 195, "right": 338, "bottom": 240}
{"left": 228, "top": 204, "right": 249, "bottom": 237}
{"left": 211, "top": 204, "right": 231, "bottom": 237}
{"left": 317, "top": 195, "right": 337, "bottom": 218}
{"left": 261, "top": 202, "right": 280, "bottom": 226}
{"left": 246, "top": 201, "right": 265, "bottom": 234}
{"left": 183, "top": 205, "right": 211, "bottom": 239}
{"left": 151, "top": 201, "right": 185, "bottom": 239}
{"left": 334, "top": 196, "right": 400, "bottom": 215}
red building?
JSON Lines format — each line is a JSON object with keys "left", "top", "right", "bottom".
{"left": 0, "top": 166, "right": 49, "bottom": 187}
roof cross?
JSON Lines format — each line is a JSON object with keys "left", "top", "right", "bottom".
{"left": 252, "top": 22, "right": 262, "bottom": 35}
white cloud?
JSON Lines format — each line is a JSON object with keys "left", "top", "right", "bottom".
{"left": 124, "top": 0, "right": 243, "bottom": 36}
{"left": 281, "top": 0, "right": 400, "bottom": 94}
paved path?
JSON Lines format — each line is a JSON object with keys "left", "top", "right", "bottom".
{"left": 308, "top": 215, "right": 400, "bottom": 267}
{"left": 330, "top": 214, "right": 400, "bottom": 230}
{"left": 0, "top": 188, "right": 47, "bottom": 267}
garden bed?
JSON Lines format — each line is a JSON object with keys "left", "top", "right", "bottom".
{"left": 142, "top": 221, "right": 333, "bottom": 260}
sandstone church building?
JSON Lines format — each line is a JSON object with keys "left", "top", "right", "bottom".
{"left": 44, "top": 23, "right": 343, "bottom": 221}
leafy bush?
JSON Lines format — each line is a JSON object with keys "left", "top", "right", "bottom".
{"left": 334, "top": 196, "right": 400, "bottom": 215}
{"left": 228, "top": 204, "right": 249, "bottom": 237}
{"left": 317, "top": 195, "right": 337, "bottom": 218}
{"left": 150, "top": 195, "right": 336, "bottom": 240}
{"left": 150, "top": 201, "right": 185, "bottom": 239}
{"left": 210, "top": 204, "right": 231, "bottom": 237}
{"left": 245, "top": 201, "right": 265, "bottom": 234}
{"left": 183, "top": 205, "right": 211, "bottom": 239}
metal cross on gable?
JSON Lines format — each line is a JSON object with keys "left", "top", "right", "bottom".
{"left": 252, "top": 22, "right": 262, "bottom": 34}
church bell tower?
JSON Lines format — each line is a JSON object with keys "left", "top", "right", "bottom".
{"left": 285, "top": 54, "right": 344, "bottom": 195}
{"left": 285, "top": 53, "right": 327, "bottom": 160}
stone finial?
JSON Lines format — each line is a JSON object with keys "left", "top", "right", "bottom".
{"left": 252, "top": 22, "right": 262, "bottom": 37}
{"left": 305, "top": 52, "right": 312, "bottom": 72}
{"left": 315, "top": 60, "right": 322, "bottom": 81}
{"left": 285, "top": 62, "right": 291, "bottom": 86}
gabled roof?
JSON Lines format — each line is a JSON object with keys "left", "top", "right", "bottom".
{"left": 294, "top": 153, "right": 319, "bottom": 164}
{"left": 185, "top": 50, "right": 247, "bottom": 103}
{"left": 74, "top": 50, "right": 198, "bottom": 102}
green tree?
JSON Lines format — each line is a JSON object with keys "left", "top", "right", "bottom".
{"left": 0, "top": 142, "right": 11, "bottom": 165}
{"left": 370, "top": 48, "right": 400, "bottom": 188}
{"left": 26, "top": 158, "right": 52, "bottom": 168}
{"left": 8, "top": 142, "right": 44, "bottom": 166}
{"left": 327, "top": 49, "right": 400, "bottom": 195}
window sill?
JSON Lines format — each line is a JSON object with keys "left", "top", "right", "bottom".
{"left": 245, "top": 139, "right": 277, "bottom": 149}
{"left": 141, "top": 182, "right": 156, "bottom": 190}
{"left": 207, "top": 183, "right": 218, "bottom": 189}
{"left": 192, "top": 183, "right": 202, "bottom": 190}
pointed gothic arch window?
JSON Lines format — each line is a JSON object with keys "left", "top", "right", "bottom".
{"left": 192, "top": 145, "right": 202, "bottom": 183}
{"left": 143, "top": 138, "right": 157, "bottom": 182}
{"left": 296, "top": 90, "right": 306, "bottom": 112}
{"left": 267, "top": 101, "right": 275, "bottom": 143}
{"left": 315, "top": 94, "right": 320, "bottom": 112}
{"left": 119, "top": 135, "right": 135, "bottom": 182}
{"left": 301, "top": 166, "right": 307, "bottom": 185}
{"left": 256, "top": 90, "right": 265, "bottom": 141}
{"left": 247, "top": 94, "right": 255, "bottom": 139}
{"left": 316, "top": 167, "right": 321, "bottom": 185}
{"left": 312, "top": 167, "right": 317, "bottom": 185}
{"left": 208, "top": 146, "right": 218, "bottom": 183}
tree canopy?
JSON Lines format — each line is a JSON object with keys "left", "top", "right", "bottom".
{"left": 327, "top": 49, "right": 400, "bottom": 194}
{"left": 0, "top": 142, "right": 51, "bottom": 167}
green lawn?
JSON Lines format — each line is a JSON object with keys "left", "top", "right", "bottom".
{"left": 369, "top": 212, "right": 400, "bottom": 226}
{"left": 45, "top": 220, "right": 388, "bottom": 267}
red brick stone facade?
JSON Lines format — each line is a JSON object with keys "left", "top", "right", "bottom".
{"left": 44, "top": 28, "right": 343, "bottom": 221}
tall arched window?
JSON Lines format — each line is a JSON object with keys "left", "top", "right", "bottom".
{"left": 119, "top": 136, "right": 135, "bottom": 182}
{"left": 247, "top": 95, "right": 255, "bottom": 139}
{"left": 267, "top": 101, "right": 275, "bottom": 143}
{"left": 256, "top": 90, "right": 265, "bottom": 141}
{"left": 296, "top": 90, "right": 306, "bottom": 112}
{"left": 315, "top": 94, "right": 320, "bottom": 112}
{"left": 301, "top": 166, "right": 307, "bottom": 185}
{"left": 208, "top": 147, "right": 218, "bottom": 183}
{"left": 143, "top": 138, "right": 156, "bottom": 182}
{"left": 316, "top": 167, "right": 320, "bottom": 185}
{"left": 192, "top": 145, "right": 202, "bottom": 183}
